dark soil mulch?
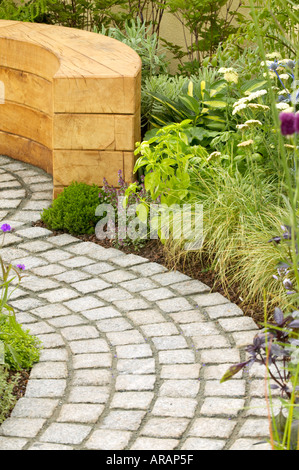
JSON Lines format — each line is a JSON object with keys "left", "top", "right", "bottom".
{"left": 34, "top": 220, "right": 266, "bottom": 326}
{"left": 3, "top": 369, "right": 30, "bottom": 421}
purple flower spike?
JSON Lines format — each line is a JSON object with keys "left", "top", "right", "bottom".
{"left": 295, "top": 113, "right": 299, "bottom": 133}
{"left": 16, "top": 264, "right": 26, "bottom": 270}
{"left": 280, "top": 112, "right": 296, "bottom": 136}
{"left": 0, "top": 223, "right": 11, "bottom": 233}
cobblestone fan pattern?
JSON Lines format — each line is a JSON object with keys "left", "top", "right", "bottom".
{"left": 0, "top": 156, "right": 274, "bottom": 450}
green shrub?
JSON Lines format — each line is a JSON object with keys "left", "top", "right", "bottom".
{"left": 0, "top": 367, "right": 18, "bottom": 424}
{"left": 41, "top": 182, "right": 102, "bottom": 235}
{"left": 0, "top": 317, "right": 41, "bottom": 370}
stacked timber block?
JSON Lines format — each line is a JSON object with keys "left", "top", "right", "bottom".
{"left": 0, "top": 20, "right": 142, "bottom": 198}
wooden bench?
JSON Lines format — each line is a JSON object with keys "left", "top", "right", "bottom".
{"left": 0, "top": 20, "right": 141, "bottom": 197}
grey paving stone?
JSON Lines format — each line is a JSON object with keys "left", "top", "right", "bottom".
{"left": 11, "top": 398, "right": 59, "bottom": 419}
{"left": 84, "top": 429, "right": 132, "bottom": 450}
{"left": 0, "top": 418, "right": 45, "bottom": 438}
{"left": 160, "top": 364, "right": 201, "bottom": 379}
{"left": 141, "top": 417, "right": 189, "bottom": 438}
{"left": 96, "top": 287, "right": 133, "bottom": 302}
{"left": 63, "top": 296, "right": 105, "bottom": 312}
{"left": 140, "top": 287, "right": 175, "bottom": 301}
{"left": 130, "top": 437, "right": 179, "bottom": 450}
{"left": 120, "top": 278, "right": 157, "bottom": 293}
{"left": 200, "top": 397, "right": 246, "bottom": 417}
{"left": 115, "top": 374, "right": 156, "bottom": 391}
{"left": 39, "top": 287, "right": 79, "bottom": 303}
{"left": 71, "top": 278, "right": 111, "bottom": 293}
{"left": 28, "top": 442, "right": 74, "bottom": 450}
{"left": 82, "top": 262, "right": 116, "bottom": 275}
{"left": 200, "top": 348, "right": 240, "bottom": 364}
{"left": 156, "top": 297, "right": 193, "bottom": 313}
{"left": 54, "top": 270, "right": 91, "bottom": 283}
{"left": 113, "top": 299, "right": 150, "bottom": 311}
{"left": 40, "top": 423, "right": 91, "bottom": 445}
{"left": 57, "top": 404, "right": 105, "bottom": 423}
{"left": 16, "top": 227, "right": 52, "bottom": 238}
{"left": 152, "top": 397, "right": 197, "bottom": 418}
{"left": 181, "top": 438, "right": 225, "bottom": 450}
{"left": 127, "top": 310, "right": 166, "bottom": 325}
{"left": 31, "top": 304, "right": 71, "bottom": 319}
{"left": 48, "top": 234, "right": 80, "bottom": 246}
{"left": 188, "top": 417, "right": 236, "bottom": 438}
{"left": 59, "top": 256, "right": 95, "bottom": 268}
{"left": 229, "top": 439, "right": 272, "bottom": 450}
{"left": 109, "top": 254, "right": 149, "bottom": 267}
{"left": 152, "top": 335, "right": 188, "bottom": 350}
{"left": 72, "top": 369, "right": 112, "bottom": 386}
{"left": 160, "top": 380, "right": 200, "bottom": 398}
{"left": 60, "top": 325, "right": 99, "bottom": 341}
{"left": 25, "top": 379, "right": 67, "bottom": 398}
{"left": 130, "top": 262, "right": 167, "bottom": 277}
{"left": 32, "top": 264, "right": 67, "bottom": 277}
{"left": 158, "top": 350, "right": 196, "bottom": 365}
{"left": 96, "top": 317, "right": 132, "bottom": 332}
{"left": 40, "top": 249, "right": 73, "bottom": 263}
{"left": 218, "top": 317, "right": 259, "bottom": 332}
{"left": 111, "top": 392, "right": 154, "bottom": 410}
{"left": 72, "top": 353, "right": 112, "bottom": 369}
{"left": 116, "top": 358, "right": 156, "bottom": 375}
{"left": 205, "top": 380, "right": 246, "bottom": 397}
{"left": 152, "top": 271, "right": 190, "bottom": 286}
{"left": 205, "top": 303, "right": 244, "bottom": 319}
{"left": 192, "top": 292, "right": 230, "bottom": 307}
{"left": 68, "top": 386, "right": 109, "bottom": 404}
{"left": 106, "top": 330, "right": 145, "bottom": 346}
{"left": 30, "top": 362, "right": 68, "bottom": 379}
{"left": 101, "top": 410, "right": 146, "bottom": 430}
{"left": 140, "top": 322, "right": 179, "bottom": 337}
{"left": 171, "top": 280, "right": 210, "bottom": 295}
{"left": 0, "top": 437, "right": 28, "bottom": 450}
{"left": 81, "top": 306, "right": 122, "bottom": 321}
{"left": 69, "top": 338, "right": 109, "bottom": 354}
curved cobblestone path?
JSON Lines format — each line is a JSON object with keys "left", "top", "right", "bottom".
{"left": 0, "top": 156, "right": 273, "bottom": 450}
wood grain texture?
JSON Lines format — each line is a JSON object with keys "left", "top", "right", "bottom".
{"left": 0, "top": 20, "right": 142, "bottom": 197}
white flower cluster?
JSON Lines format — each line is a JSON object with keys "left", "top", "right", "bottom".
{"left": 232, "top": 90, "right": 268, "bottom": 115}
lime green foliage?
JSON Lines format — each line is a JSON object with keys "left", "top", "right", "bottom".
{"left": 0, "top": 317, "right": 41, "bottom": 370}
{"left": 0, "top": 367, "right": 18, "bottom": 424}
{"left": 126, "top": 120, "right": 208, "bottom": 207}
{"left": 41, "top": 182, "right": 102, "bottom": 235}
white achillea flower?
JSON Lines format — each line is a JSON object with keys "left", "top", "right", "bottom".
{"left": 233, "top": 97, "right": 249, "bottom": 107}
{"left": 237, "top": 139, "right": 254, "bottom": 147}
{"left": 236, "top": 123, "right": 249, "bottom": 130}
{"left": 276, "top": 102, "right": 292, "bottom": 110}
{"left": 207, "top": 151, "right": 221, "bottom": 161}
{"left": 266, "top": 52, "right": 282, "bottom": 60}
{"left": 218, "top": 67, "right": 235, "bottom": 73}
{"left": 244, "top": 119, "right": 263, "bottom": 126}
{"left": 224, "top": 72, "right": 238, "bottom": 83}
{"left": 232, "top": 103, "right": 247, "bottom": 115}
{"left": 244, "top": 89, "right": 268, "bottom": 100}
{"left": 278, "top": 89, "right": 290, "bottom": 95}
{"left": 247, "top": 103, "right": 270, "bottom": 110}
{"left": 279, "top": 74, "right": 290, "bottom": 80}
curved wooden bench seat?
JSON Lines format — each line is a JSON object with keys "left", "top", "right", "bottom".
{"left": 0, "top": 20, "right": 142, "bottom": 197}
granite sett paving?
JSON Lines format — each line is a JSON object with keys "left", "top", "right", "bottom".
{"left": 0, "top": 156, "right": 272, "bottom": 450}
